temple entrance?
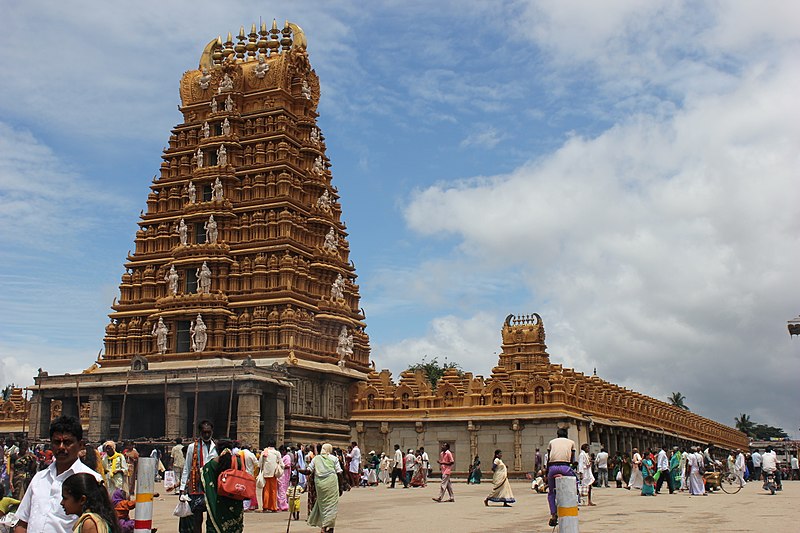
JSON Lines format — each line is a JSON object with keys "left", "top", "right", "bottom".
{"left": 185, "top": 391, "right": 237, "bottom": 438}
{"left": 124, "top": 396, "right": 166, "bottom": 440}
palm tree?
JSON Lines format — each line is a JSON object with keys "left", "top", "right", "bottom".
{"left": 667, "top": 392, "right": 689, "bottom": 410}
{"left": 734, "top": 413, "right": 755, "bottom": 436}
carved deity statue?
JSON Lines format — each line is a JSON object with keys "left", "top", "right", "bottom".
{"left": 212, "top": 178, "right": 224, "bottom": 202}
{"left": 222, "top": 117, "right": 231, "bottom": 136}
{"left": 217, "top": 145, "right": 228, "bottom": 166}
{"left": 336, "top": 325, "right": 353, "bottom": 367}
{"left": 312, "top": 155, "right": 324, "bottom": 176}
{"left": 202, "top": 121, "right": 210, "bottom": 138}
{"left": 187, "top": 181, "right": 196, "bottom": 204}
{"left": 178, "top": 218, "right": 188, "bottom": 246}
{"left": 205, "top": 215, "right": 218, "bottom": 244}
{"left": 224, "top": 95, "right": 234, "bottom": 112}
{"left": 310, "top": 127, "right": 319, "bottom": 145}
{"left": 331, "top": 274, "right": 345, "bottom": 300}
{"left": 195, "top": 148, "right": 204, "bottom": 168}
{"left": 151, "top": 317, "right": 169, "bottom": 354}
{"left": 165, "top": 265, "right": 179, "bottom": 295}
{"left": 197, "top": 261, "right": 212, "bottom": 294}
{"left": 255, "top": 55, "right": 269, "bottom": 78}
{"left": 210, "top": 98, "right": 218, "bottom": 113}
{"left": 301, "top": 79, "right": 312, "bottom": 100}
{"left": 198, "top": 68, "right": 211, "bottom": 90}
{"left": 191, "top": 314, "right": 208, "bottom": 352}
{"left": 316, "top": 190, "right": 332, "bottom": 212}
{"left": 323, "top": 228, "right": 338, "bottom": 253}
{"left": 218, "top": 73, "right": 234, "bottom": 94}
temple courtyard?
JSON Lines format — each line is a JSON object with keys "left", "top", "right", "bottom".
{"left": 149, "top": 479, "right": 797, "bottom": 532}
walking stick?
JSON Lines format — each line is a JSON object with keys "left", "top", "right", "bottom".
{"left": 286, "top": 473, "right": 299, "bottom": 533}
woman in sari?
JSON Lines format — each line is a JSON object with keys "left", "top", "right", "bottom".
{"left": 301, "top": 443, "right": 343, "bottom": 533}
{"left": 484, "top": 450, "right": 515, "bottom": 507}
{"left": 621, "top": 453, "right": 631, "bottom": 489}
{"left": 276, "top": 446, "right": 292, "bottom": 511}
{"left": 467, "top": 455, "right": 481, "bottom": 484}
{"left": 305, "top": 445, "right": 317, "bottom": 518}
{"left": 410, "top": 452, "right": 427, "bottom": 487}
{"left": 628, "top": 448, "right": 643, "bottom": 490}
{"left": 202, "top": 441, "right": 244, "bottom": 533}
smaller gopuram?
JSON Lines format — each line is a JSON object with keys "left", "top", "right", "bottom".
{"left": 350, "top": 314, "right": 748, "bottom": 474}
{"left": 29, "top": 21, "right": 370, "bottom": 447}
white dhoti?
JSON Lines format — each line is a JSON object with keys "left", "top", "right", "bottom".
{"left": 629, "top": 468, "right": 643, "bottom": 490}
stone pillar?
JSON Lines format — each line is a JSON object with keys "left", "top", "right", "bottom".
{"left": 415, "top": 421, "right": 425, "bottom": 450}
{"left": 87, "top": 394, "right": 111, "bottom": 443}
{"left": 467, "top": 421, "right": 480, "bottom": 464}
{"left": 275, "top": 389, "right": 286, "bottom": 446}
{"left": 236, "top": 383, "right": 263, "bottom": 448}
{"left": 511, "top": 419, "right": 523, "bottom": 471}
{"left": 28, "top": 395, "right": 45, "bottom": 440}
{"left": 380, "top": 422, "right": 390, "bottom": 454}
{"left": 165, "top": 391, "right": 186, "bottom": 440}
{"left": 356, "top": 421, "right": 365, "bottom": 446}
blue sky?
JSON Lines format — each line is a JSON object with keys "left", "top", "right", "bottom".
{"left": 1, "top": 1, "right": 799, "bottom": 437}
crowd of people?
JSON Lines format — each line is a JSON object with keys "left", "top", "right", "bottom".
{"left": 2, "top": 418, "right": 797, "bottom": 533}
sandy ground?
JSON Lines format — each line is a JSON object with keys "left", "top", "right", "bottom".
{"left": 150, "top": 479, "right": 798, "bottom": 532}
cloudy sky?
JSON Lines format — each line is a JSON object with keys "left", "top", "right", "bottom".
{"left": 1, "top": 1, "right": 798, "bottom": 437}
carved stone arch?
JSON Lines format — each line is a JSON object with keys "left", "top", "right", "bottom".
{"left": 363, "top": 386, "right": 380, "bottom": 410}
{"left": 436, "top": 382, "right": 459, "bottom": 407}
{"left": 525, "top": 378, "right": 551, "bottom": 393}
{"left": 130, "top": 355, "right": 149, "bottom": 372}
{"left": 395, "top": 384, "right": 414, "bottom": 410}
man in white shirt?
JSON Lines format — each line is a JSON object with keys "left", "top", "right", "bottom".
{"left": 347, "top": 441, "right": 362, "bottom": 488}
{"left": 790, "top": 454, "right": 798, "bottom": 481}
{"left": 761, "top": 446, "right": 782, "bottom": 491}
{"left": 595, "top": 448, "right": 609, "bottom": 488}
{"left": 751, "top": 449, "right": 762, "bottom": 482}
{"left": 180, "top": 420, "right": 218, "bottom": 533}
{"left": 14, "top": 416, "right": 102, "bottom": 533}
{"left": 420, "top": 447, "right": 430, "bottom": 478}
{"left": 170, "top": 437, "right": 185, "bottom": 491}
{"left": 390, "top": 444, "right": 407, "bottom": 488}
{"left": 734, "top": 450, "right": 746, "bottom": 487}
{"left": 655, "top": 445, "right": 674, "bottom": 494}
{"left": 259, "top": 440, "right": 282, "bottom": 511}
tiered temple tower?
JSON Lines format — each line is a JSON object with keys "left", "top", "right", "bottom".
{"left": 29, "top": 21, "right": 370, "bottom": 447}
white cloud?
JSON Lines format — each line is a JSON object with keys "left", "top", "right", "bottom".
{"left": 460, "top": 127, "right": 506, "bottom": 149}
{"left": 0, "top": 356, "right": 39, "bottom": 389}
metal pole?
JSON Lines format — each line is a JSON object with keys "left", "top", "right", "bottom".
{"left": 75, "top": 377, "right": 82, "bottom": 425}
{"left": 163, "top": 374, "right": 168, "bottom": 439}
{"left": 555, "top": 475, "right": 579, "bottom": 532}
{"left": 226, "top": 366, "right": 235, "bottom": 437}
{"left": 192, "top": 368, "right": 199, "bottom": 438}
{"left": 134, "top": 457, "right": 156, "bottom": 532}
{"left": 118, "top": 371, "right": 131, "bottom": 442}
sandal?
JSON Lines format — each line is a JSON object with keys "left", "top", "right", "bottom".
{"left": 549, "top": 516, "right": 558, "bottom": 527}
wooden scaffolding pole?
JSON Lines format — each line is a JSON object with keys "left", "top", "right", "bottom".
{"left": 226, "top": 366, "right": 235, "bottom": 438}
{"left": 117, "top": 371, "right": 131, "bottom": 442}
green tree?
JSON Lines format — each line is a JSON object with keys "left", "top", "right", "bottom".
{"left": 667, "top": 392, "right": 689, "bottom": 410}
{"left": 1, "top": 384, "right": 15, "bottom": 401}
{"left": 751, "top": 424, "right": 789, "bottom": 440}
{"left": 406, "top": 356, "right": 461, "bottom": 388}
{"left": 734, "top": 413, "right": 756, "bottom": 437}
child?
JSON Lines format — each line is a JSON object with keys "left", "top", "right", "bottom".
{"left": 111, "top": 489, "right": 134, "bottom": 533}
{"left": 286, "top": 474, "right": 304, "bottom": 521}
{"left": 61, "top": 473, "right": 120, "bottom": 533}
{"left": 641, "top": 475, "right": 656, "bottom": 496}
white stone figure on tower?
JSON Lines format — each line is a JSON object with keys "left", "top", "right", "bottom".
{"left": 225, "top": 95, "right": 234, "bottom": 112}
{"left": 316, "top": 190, "right": 332, "bottom": 212}
{"left": 210, "top": 98, "right": 218, "bottom": 113}
{"left": 302, "top": 79, "right": 312, "bottom": 100}
{"left": 310, "top": 127, "right": 320, "bottom": 145}
{"left": 197, "top": 261, "right": 212, "bottom": 294}
{"left": 191, "top": 314, "right": 208, "bottom": 352}
{"left": 336, "top": 325, "right": 353, "bottom": 368}
{"left": 312, "top": 155, "right": 324, "bottom": 176}
{"left": 255, "top": 55, "right": 269, "bottom": 78}
{"left": 187, "top": 181, "right": 196, "bottom": 204}
{"left": 218, "top": 73, "right": 234, "bottom": 94}
{"left": 205, "top": 215, "right": 218, "bottom": 244}
{"left": 152, "top": 318, "right": 169, "bottom": 354}
{"left": 331, "top": 274, "right": 345, "bottom": 300}
{"left": 222, "top": 117, "right": 231, "bottom": 136}
{"left": 217, "top": 145, "right": 228, "bottom": 166}
{"left": 178, "top": 218, "right": 188, "bottom": 246}
{"left": 212, "top": 178, "right": 224, "bottom": 202}
{"left": 202, "top": 121, "right": 210, "bottom": 138}
{"left": 198, "top": 68, "right": 211, "bottom": 90}
{"left": 323, "top": 228, "right": 338, "bottom": 253}
{"left": 165, "top": 265, "right": 179, "bottom": 295}
{"left": 195, "top": 148, "right": 204, "bottom": 168}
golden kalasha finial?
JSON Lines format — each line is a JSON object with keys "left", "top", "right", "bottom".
{"left": 280, "top": 20, "right": 292, "bottom": 51}
{"left": 257, "top": 21, "right": 268, "bottom": 54}
{"left": 223, "top": 32, "right": 234, "bottom": 59}
{"left": 246, "top": 23, "right": 258, "bottom": 58}
{"left": 267, "top": 19, "right": 280, "bottom": 55}
{"left": 212, "top": 36, "right": 223, "bottom": 63}
{"left": 235, "top": 26, "right": 247, "bottom": 59}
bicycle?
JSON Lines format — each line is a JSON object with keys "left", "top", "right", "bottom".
{"left": 718, "top": 466, "right": 743, "bottom": 494}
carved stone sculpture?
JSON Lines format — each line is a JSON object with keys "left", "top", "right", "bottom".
{"left": 188, "top": 181, "right": 196, "bottom": 204}
{"left": 202, "top": 121, "right": 210, "bottom": 138}
{"left": 191, "top": 314, "right": 208, "bottom": 352}
{"left": 301, "top": 79, "right": 312, "bottom": 100}
{"left": 316, "top": 190, "right": 332, "bottom": 212}
{"left": 312, "top": 155, "right": 324, "bottom": 176}
{"left": 198, "top": 68, "right": 211, "bottom": 90}
{"left": 195, "top": 148, "right": 204, "bottom": 168}
{"left": 225, "top": 95, "right": 234, "bottom": 112}
{"left": 165, "top": 265, "right": 179, "bottom": 295}
{"left": 218, "top": 73, "right": 234, "bottom": 94}
{"left": 331, "top": 274, "right": 345, "bottom": 300}
{"left": 178, "top": 218, "right": 188, "bottom": 246}
{"left": 336, "top": 325, "right": 353, "bottom": 367}
{"left": 212, "top": 178, "right": 224, "bottom": 202}
{"left": 197, "top": 261, "right": 212, "bottom": 294}
{"left": 255, "top": 55, "right": 269, "bottom": 78}
{"left": 310, "top": 127, "right": 319, "bottom": 145}
{"left": 205, "top": 215, "right": 218, "bottom": 244}
{"left": 323, "top": 228, "right": 337, "bottom": 253}
{"left": 222, "top": 117, "right": 231, "bottom": 136}
{"left": 218, "top": 145, "right": 227, "bottom": 166}
{"left": 152, "top": 317, "right": 169, "bottom": 354}
{"left": 210, "top": 98, "right": 218, "bottom": 113}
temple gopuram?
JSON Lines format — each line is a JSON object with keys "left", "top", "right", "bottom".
{"left": 28, "top": 21, "right": 370, "bottom": 447}
{"left": 350, "top": 314, "right": 749, "bottom": 474}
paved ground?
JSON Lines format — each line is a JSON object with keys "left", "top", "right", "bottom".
{"left": 151, "top": 479, "right": 798, "bottom": 532}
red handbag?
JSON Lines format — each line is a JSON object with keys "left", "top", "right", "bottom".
{"left": 217, "top": 453, "right": 256, "bottom": 501}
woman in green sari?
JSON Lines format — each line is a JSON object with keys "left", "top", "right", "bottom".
{"left": 202, "top": 441, "right": 244, "bottom": 533}
{"left": 305, "top": 443, "right": 344, "bottom": 533}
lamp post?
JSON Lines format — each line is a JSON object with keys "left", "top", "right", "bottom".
{"left": 788, "top": 315, "right": 800, "bottom": 336}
